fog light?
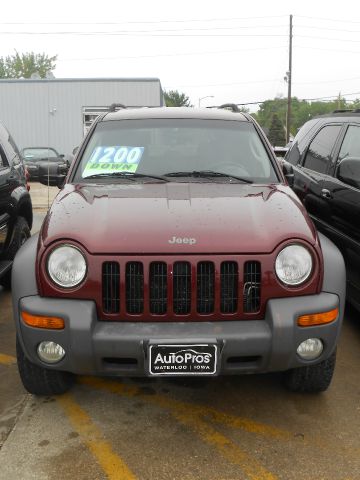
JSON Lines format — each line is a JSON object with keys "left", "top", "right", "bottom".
{"left": 297, "top": 338, "right": 323, "bottom": 360}
{"left": 37, "top": 341, "right": 65, "bottom": 364}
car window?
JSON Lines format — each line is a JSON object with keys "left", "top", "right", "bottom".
{"left": 303, "top": 125, "right": 342, "bottom": 174}
{"left": 74, "top": 119, "right": 279, "bottom": 184}
{"left": 0, "top": 145, "right": 9, "bottom": 169}
{"left": 5, "top": 131, "right": 21, "bottom": 166}
{"left": 338, "top": 125, "right": 360, "bottom": 161}
{"left": 22, "top": 148, "right": 59, "bottom": 159}
{"left": 285, "top": 119, "right": 320, "bottom": 166}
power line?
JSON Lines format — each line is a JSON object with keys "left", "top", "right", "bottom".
{"left": 0, "top": 24, "right": 289, "bottom": 31}
{"left": 297, "top": 15, "right": 360, "bottom": 24}
{"left": 0, "top": 31, "right": 288, "bottom": 37}
{"left": 294, "top": 23, "right": 360, "bottom": 33}
{"left": 164, "top": 78, "right": 281, "bottom": 89}
{"left": 0, "top": 24, "right": 290, "bottom": 34}
{"left": 297, "top": 35, "right": 360, "bottom": 43}
{"left": 230, "top": 91, "right": 360, "bottom": 106}
{"left": 0, "top": 15, "right": 288, "bottom": 26}
{"left": 59, "top": 45, "right": 287, "bottom": 62}
{"left": 294, "top": 76, "right": 360, "bottom": 85}
{"left": 294, "top": 44, "right": 360, "bottom": 54}
{"left": 303, "top": 92, "right": 360, "bottom": 101}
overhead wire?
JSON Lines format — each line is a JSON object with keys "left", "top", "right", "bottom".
{"left": 0, "top": 31, "right": 288, "bottom": 37}
{"left": 59, "top": 45, "right": 288, "bottom": 62}
{"left": 296, "top": 35, "right": 360, "bottom": 43}
{"left": 0, "top": 15, "right": 288, "bottom": 25}
{"left": 294, "top": 44, "right": 360, "bottom": 54}
{"left": 296, "top": 15, "right": 360, "bottom": 24}
{"left": 227, "top": 91, "right": 360, "bottom": 106}
{"left": 2, "top": 14, "right": 360, "bottom": 103}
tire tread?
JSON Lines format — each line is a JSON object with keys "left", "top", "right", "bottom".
{"left": 16, "top": 337, "right": 74, "bottom": 396}
{"left": 284, "top": 351, "right": 336, "bottom": 393}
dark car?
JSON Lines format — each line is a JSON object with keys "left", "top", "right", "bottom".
{"left": 0, "top": 123, "right": 32, "bottom": 288}
{"left": 21, "top": 147, "right": 69, "bottom": 180}
{"left": 285, "top": 109, "right": 360, "bottom": 310}
{"left": 12, "top": 106, "right": 345, "bottom": 396}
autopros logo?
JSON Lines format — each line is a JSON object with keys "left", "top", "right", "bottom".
{"left": 150, "top": 345, "right": 217, "bottom": 375}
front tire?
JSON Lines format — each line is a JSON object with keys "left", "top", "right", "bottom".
{"left": 16, "top": 336, "right": 75, "bottom": 395}
{"left": 284, "top": 351, "right": 336, "bottom": 393}
{"left": 0, "top": 217, "right": 30, "bottom": 289}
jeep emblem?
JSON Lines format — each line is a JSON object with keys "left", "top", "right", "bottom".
{"left": 168, "top": 236, "right": 196, "bottom": 245}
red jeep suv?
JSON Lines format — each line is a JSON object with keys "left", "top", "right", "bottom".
{"left": 12, "top": 106, "right": 345, "bottom": 395}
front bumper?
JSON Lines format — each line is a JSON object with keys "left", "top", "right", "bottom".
{"left": 17, "top": 292, "right": 341, "bottom": 376}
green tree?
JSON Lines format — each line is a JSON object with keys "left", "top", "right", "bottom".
{"left": 0, "top": 51, "right": 57, "bottom": 79}
{"left": 253, "top": 96, "right": 287, "bottom": 133}
{"left": 164, "top": 89, "right": 192, "bottom": 107}
{"left": 268, "top": 114, "right": 285, "bottom": 146}
{"left": 254, "top": 96, "right": 352, "bottom": 138}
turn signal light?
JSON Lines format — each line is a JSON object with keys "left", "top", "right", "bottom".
{"left": 297, "top": 308, "right": 338, "bottom": 327}
{"left": 21, "top": 311, "right": 65, "bottom": 330}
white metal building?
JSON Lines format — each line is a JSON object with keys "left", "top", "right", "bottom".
{"left": 0, "top": 78, "right": 164, "bottom": 155}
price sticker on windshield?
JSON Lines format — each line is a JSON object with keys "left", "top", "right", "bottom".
{"left": 83, "top": 146, "right": 144, "bottom": 177}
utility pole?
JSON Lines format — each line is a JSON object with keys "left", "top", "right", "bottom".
{"left": 286, "top": 14, "right": 293, "bottom": 144}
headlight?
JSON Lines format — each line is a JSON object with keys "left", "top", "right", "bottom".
{"left": 47, "top": 244, "right": 87, "bottom": 288}
{"left": 275, "top": 244, "right": 312, "bottom": 286}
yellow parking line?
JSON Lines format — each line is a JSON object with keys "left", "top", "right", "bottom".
{"left": 80, "top": 377, "right": 279, "bottom": 480}
{"left": 0, "top": 353, "right": 16, "bottom": 365}
{"left": 201, "top": 408, "right": 290, "bottom": 440}
{"left": 58, "top": 393, "right": 137, "bottom": 480}
{"left": 80, "top": 376, "right": 289, "bottom": 440}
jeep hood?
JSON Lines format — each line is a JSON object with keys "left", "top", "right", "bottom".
{"left": 40, "top": 183, "right": 318, "bottom": 254}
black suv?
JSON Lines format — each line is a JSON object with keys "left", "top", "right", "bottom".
{"left": 285, "top": 110, "right": 360, "bottom": 310}
{"left": 0, "top": 122, "right": 32, "bottom": 288}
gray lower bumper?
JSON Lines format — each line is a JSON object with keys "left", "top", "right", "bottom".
{"left": 17, "top": 292, "right": 341, "bottom": 376}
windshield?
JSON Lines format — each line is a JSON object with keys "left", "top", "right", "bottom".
{"left": 73, "top": 119, "right": 278, "bottom": 183}
{"left": 22, "top": 148, "right": 59, "bottom": 160}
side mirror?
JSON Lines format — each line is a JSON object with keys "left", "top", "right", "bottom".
{"left": 72, "top": 146, "right": 79, "bottom": 155}
{"left": 282, "top": 161, "right": 294, "bottom": 187}
{"left": 337, "top": 157, "right": 360, "bottom": 189}
{"left": 59, "top": 154, "right": 65, "bottom": 158}
{"left": 38, "top": 163, "right": 66, "bottom": 188}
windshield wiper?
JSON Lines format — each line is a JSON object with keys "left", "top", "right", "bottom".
{"left": 84, "top": 172, "right": 168, "bottom": 182}
{"left": 164, "top": 170, "right": 253, "bottom": 183}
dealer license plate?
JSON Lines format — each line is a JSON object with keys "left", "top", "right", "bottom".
{"left": 149, "top": 344, "right": 218, "bottom": 376}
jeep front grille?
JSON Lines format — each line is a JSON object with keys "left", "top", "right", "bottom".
{"left": 197, "top": 261, "right": 215, "bottom": 314}
{"left": 220, "top": 261, "right": 238, "bottom": 313}
{"left": 126, "top": 262, "right": 144, "bottom": 314}
{"left": 173, "top": 261, "right": 191, "bottom": 314}
{"left": 243, "top": 261, "right": 261, "bottom": 313}
{"left": 150, "top": 262, "right": 167, "bottom": 315}
{"left": 102, "top": 262, "right": 120, "bottom": 314}
{"left": 101, "top": 259, "right": 262, "bottom": 318}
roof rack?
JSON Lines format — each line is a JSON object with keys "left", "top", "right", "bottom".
{"left": 218, "top": 103, "right": 241, "bottom": 113}
{"left": 332, "top": 108, "right": 360, "bottom": 113}
{"left": 108, "top": 103, "right": 127, "bottom": 112}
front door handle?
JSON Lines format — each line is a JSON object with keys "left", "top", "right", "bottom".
{"left": 321, "top": 188, "right": 332, "bottom": 199}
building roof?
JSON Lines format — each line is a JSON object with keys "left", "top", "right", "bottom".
{"left": 0, "top": 77, "right": 162, "bottom": 84}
